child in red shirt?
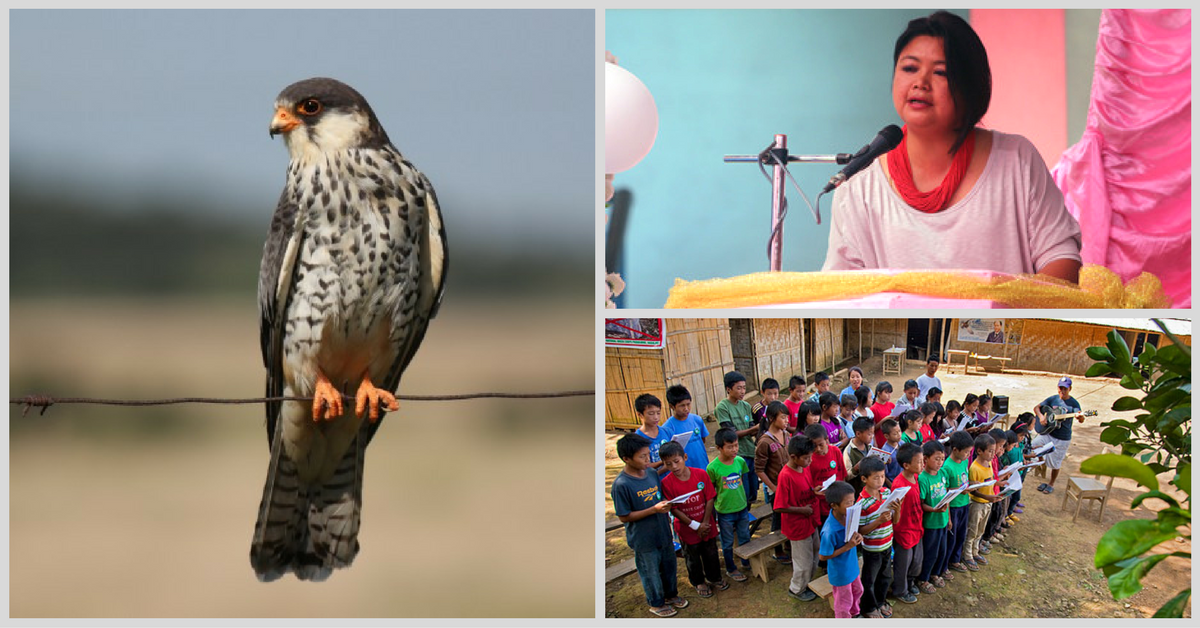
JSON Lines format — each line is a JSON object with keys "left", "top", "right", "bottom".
{"left": 889, "top": 442, "right": 925, "bottom": 604}
{"left": 871, "top": 381, "right": 896, "bottom": 447}
{"left": 659, "top": 441, "right": 728, "bottom": 598}
{"left": 773, "top": 434, "right": 823, "bottom": 601}
{"left": 802, "top": 423, "right": 847, "bottom": 523}
{"left": 782, "top": 375, "right": 807, "bottom": 433}
{"left": 918, "top": 402, "right": 938, "bottom": 444}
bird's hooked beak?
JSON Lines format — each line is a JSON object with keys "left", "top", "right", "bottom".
{"left": 269, "top": 106, "right": 300, "bottom": 138}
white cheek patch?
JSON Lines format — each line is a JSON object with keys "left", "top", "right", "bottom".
{"left": 281, "top": 108, "right": 370, "bottom": 162}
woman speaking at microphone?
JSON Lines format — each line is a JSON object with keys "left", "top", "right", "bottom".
{"left": 822, "top": 11, "right": 1083, "bottom": 282}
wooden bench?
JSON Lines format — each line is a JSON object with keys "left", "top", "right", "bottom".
{"left": 605, "top": 558, "right": 637, "bottom": 584}
{"left": 605, "top": 517, "right": 623, "bottom": 533}
{"left": 970, "top": 354, "right": 1012, "bottom": 374}
{"left": 733, "top": 530, "right": 788, "bottom": 583}
{"left": 747, "top": 501, "right": 776, "bottom": 536}
{"left": 807, "top": 574, "right": 837, "bottom": 610}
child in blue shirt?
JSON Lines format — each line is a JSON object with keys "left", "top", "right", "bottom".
{"left": 879, "top": 418, "right": 904, "bottom": 484}
{"left": 660, "top": 385, "right": 710, "bottom": 469}
{"left": 819, "top": 481, "right": 864, "bottom": 618}
{"left": 611, "top": 434, "right": 687, "bottom": 617}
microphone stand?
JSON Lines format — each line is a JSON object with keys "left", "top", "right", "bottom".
{"left": 724, "top": 134, "right": 851, "bottom": 272}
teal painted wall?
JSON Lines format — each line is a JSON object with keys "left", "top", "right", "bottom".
{"left": 606, "top": 9, "right": 968, "bottom": 308}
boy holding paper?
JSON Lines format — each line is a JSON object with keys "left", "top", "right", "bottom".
{"left": 708, "top": 427, "right": 753, "bottom": 582}
{"left": 843, "top": 417, "right": 876, "bottom": 494}
{"left": 965, "top": 434, "right": 1004, "bottom": 567}
{"left": 879, "top": 419, "right": 904, "bottom": 484}
{"left": 803, "top": 423, "right": 847, "bottom": 523}
{"left": 662, "top": 385, "right": 710, "bottom": 469}
{"left": 633, "top": 394, "right": 670, "bottom": 474}
{"left": 857, "top": 457, "right": 898, "bottom": 618}
{"left": 774, "top": 435, "right": 823, "bottom": 602}
{"left": 818, "top": 481, "right": 864, "bottom": 618}
{"left": 611, "top": 434, "right": 686, "bottom": 617}
{"left": 659, "top": 441, "right": 728, "bottom": 599}
{"left": 917, "top": 441, "right": 951, "bottom": 593}
{"left": 890, "top": 443, "right": 925, "bottom": 604}
{"left": 942, "top": 431, "right": 976, "bottom": 572}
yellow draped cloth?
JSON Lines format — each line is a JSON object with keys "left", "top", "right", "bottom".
{"left": 665, "top": 265, "right": 1169, "bottom": 309}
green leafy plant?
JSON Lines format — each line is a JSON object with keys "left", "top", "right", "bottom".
{"left": 1083, "top": 321, "right": 1190, "bottom": 616}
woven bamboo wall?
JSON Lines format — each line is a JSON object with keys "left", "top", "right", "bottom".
{"left": 605, "top": 346, "right": 667, "bottom": 431}
{"left": 847, "top": 319, "right": 909, "bottom": 357}
{"left": 808, "top": 318, "right": 847, "bottom": 373}
{"left": 740, "top": 319, "right": 804, "bottom": 391}
{"left": 664, "top": 318, "right": 733, "bottom": 421}
{"left": 944, "top": 319, "right": 1192, "bottom": 376}
{"left": 729, "top": 319, "right": 756, "bottom": 389}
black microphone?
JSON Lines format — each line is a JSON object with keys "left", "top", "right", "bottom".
{"left": 821, "top": 125, "right": 904, "bottom": 194}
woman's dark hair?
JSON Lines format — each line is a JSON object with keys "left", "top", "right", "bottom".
{"left": 894, "top": 10, "right": 991, "bottom": 154}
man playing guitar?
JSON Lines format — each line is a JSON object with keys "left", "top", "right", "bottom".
{"left": 1031, "top": 377, "right": 1085, "bottom": 494}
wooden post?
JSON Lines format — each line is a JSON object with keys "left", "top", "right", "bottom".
{"left": 872, "top": 319, "right": 876, "bottom": 359}
{"left": 800, "top": 318, "right": 807, "bottom": 379}
{"left": 927, "top": 319, "right": 934, "bottom": 362}
{"left": 938, "top": 318, "right": 946, "bottom": 364}
{"left": 859, "top": 319, "right": 863, "bottom": 363}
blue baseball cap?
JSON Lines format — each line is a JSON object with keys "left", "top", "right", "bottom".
{"left": 1058, "top": 377, "right": 1073, "bottom": 388}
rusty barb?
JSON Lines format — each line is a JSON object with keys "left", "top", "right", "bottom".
{"left": 10, "top": 390, "right": 594, "bottom": 417}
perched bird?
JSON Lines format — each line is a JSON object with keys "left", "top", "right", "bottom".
{"left": 250, "top": 77, "right": 447, "bottom": 581}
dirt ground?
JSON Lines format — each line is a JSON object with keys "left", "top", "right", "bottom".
{"left": 603, "top": 354, "right": 1192, "bottom": 618}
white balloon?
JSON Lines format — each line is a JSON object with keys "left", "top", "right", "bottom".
{"left": 605, "top": 63, "right": 658, "bottom": 174}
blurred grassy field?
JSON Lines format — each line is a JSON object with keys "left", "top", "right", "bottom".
{"left": 10, "top": 295, "right": 594, "bottom": 617}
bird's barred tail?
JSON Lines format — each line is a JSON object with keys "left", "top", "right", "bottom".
{"left": 250, "top": 421, "right": 366, "bottom": 582}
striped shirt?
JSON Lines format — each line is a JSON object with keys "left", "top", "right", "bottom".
{"left": 858, "top": 487, "right": 894, "bottom": 552}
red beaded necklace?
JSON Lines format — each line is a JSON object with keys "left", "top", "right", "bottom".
{"left": 886, "top": 125, "right": 976, "bottom": 213}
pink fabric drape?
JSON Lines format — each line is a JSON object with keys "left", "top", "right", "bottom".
{"left": 1051, "top": 9, "right": 1191, "bottom": 307}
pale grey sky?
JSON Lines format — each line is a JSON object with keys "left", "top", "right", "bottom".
{"left": 10, "top": 9, "right": 595, "bottom": 251}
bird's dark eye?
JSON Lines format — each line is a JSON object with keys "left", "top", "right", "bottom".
{"left": 298, "top": 99, "right": 322, "bottom": 116}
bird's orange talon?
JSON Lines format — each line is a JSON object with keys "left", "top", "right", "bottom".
{"left": 355, "top": 378, "right": 398, "bottom": 423}
{"left": 313, "top": 375, "right": 343, "bottom": 421}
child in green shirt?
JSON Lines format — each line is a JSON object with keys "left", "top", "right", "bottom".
{"left": 941, "top": 431, "right": 975, "bottom": 572}
{"left": 917, "top": 440, "right": 950, "bottom": 593}
{"left": 715, "top": 370, "right": 758, "bottom": 505}
{"left": 707, "top": 427, "right": 752, "bottom": 582}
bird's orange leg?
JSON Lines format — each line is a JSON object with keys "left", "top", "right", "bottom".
{"left": 355, "top": 375, "right": 399, "bottom": 423}
{"left": 312, "top": 370, "right": 344, "bottom": 421}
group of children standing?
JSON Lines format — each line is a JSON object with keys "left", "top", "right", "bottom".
{"left": 613, "top": 358, "right": 1044, "bottom": 618}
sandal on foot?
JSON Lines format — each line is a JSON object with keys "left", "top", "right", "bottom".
{"left": 1045, "top": 485, "right": 1055, "bottom": 494}
{"left": 919, "top": 581, "right": 936, "bottom": 594}
{"left": 1037, "top": 483, "right": 1049, "bottom": 493}
{"left": 941, "top": 571, "right": 955, "bottom": 581}
{"left": 728, "top": 570, "right": 748, "bottom": 583}
{"left": 649, "top": 606, "right": 677, "bottom": 617}
{"left": 950, "top": 563, "right": 968, "bottom": 573}
{"left": 865, "top": 610, "right": 884, "bottom": 618}
{"left": 712, "top": 580, "right": 730, "bottom": 591}
{"left": 976, "top": 555, "right": 989, "bottom": 565}
{"left": 665, "top": 596, "right": 688, "bottom": 609}
{"left": 697, "top": 584, "right": 713, "bottom": 598}
{"left": 881, "top": 603, "right": 894, "bottom": 617}
{"left": 932, "top": 576, "right": 946, "bottom": 588}
{"left": 965, "top": 560, "right": 980, "bottom": 571}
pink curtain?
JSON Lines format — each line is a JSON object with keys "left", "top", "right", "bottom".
{"left": 1052, "top": 9, "right": 1191, "bottom": 307}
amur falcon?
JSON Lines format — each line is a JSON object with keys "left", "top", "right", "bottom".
{"left": 250, "top": 77, "right": 447, "bottom": 581}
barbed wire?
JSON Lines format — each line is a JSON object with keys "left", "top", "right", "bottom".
{"left": 10, "top": 390, "right": 594, "bottom": 417}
